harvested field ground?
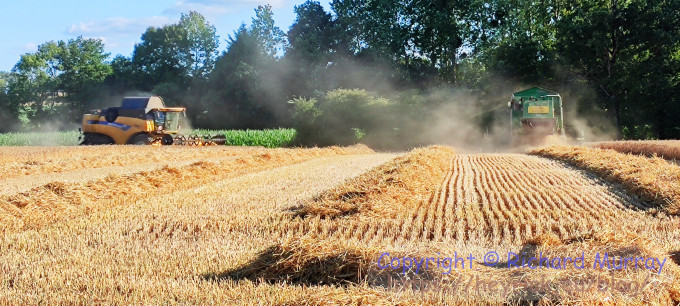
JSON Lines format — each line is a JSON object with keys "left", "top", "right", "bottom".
{"left": 592, "top": 140, "right": 680, "bottom": 161}
{"left": 283, "top": 148, "right": 680, "bottom": 303}
{"left": 0, "top": 146, "right": 259, "bottom": 179}
{"left": 1, "top": 144, "right": 678, "bottom": 304}
{"left": 531, "top": 145, "right": 680, "bottom": 215}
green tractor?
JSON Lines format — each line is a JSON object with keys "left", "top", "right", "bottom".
{"left": 507, "top": 87, "right": 570, "bottom": 145}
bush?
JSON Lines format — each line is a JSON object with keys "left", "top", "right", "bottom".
{"left": 290, "top": 89, "right": 393, "bottom": 147}
{"left": 189, "top": 128, "right": 296, "bottom": 148}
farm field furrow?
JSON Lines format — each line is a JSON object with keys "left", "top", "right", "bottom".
{"left": 0, "top": 152, "right": 398, "bottom": 304}
{"left": 530, "top": 145, "right": 680, "bottom": 215}
{"left": 1, "top": 144, "right": 679, "bottom": 304}
{"left": 0, "top": 146, "right": 283, "bottom": 179}
{"left": 282, "top": 147, "right": 680, "bottom": 303}
{"left": 592, "top": 140, "right": 680, "bottom": 160}
{"left": 300, "top": 153, "right": 671, "bottom": 246}
{"left": 0, "top": 145, "right": 375, "bottom": 232}
{"left": 0, "top": 156, "right": 239, "bottom": 196}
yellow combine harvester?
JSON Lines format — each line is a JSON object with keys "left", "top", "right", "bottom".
{"left": 80, "top": 96, "right": 225, "bottom": 145}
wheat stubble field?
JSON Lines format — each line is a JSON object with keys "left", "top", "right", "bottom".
{"left": 0, "top": 144, "right": 679, "bottom": 304}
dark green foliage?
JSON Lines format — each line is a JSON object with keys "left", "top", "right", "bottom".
{"left": 1, "top": 1, "right": 678, "bottom": 141}
{"left": 558, "top": 0, "right": 680, "bottom": 139}
{"left": 0, "top": 72, "right": 21, "bottom": 132}
{"left": 284, "top": 1, "right": 340, "bottom": 97}
{"left": 0, "top": 129, "right": 295, "bottom": 147}
{"left": 129, "top": 11, "right": 219, "bottom": 108}
{"left": 290, "top": 88, "right": 490, "bottom": 150}
{"left": 291, "top": 89, "right": 393, "bottom": 147}
{"left": 189, "top": 128, "right": 296, "bottom": 147}
{"left": 5, "top": 37, "right": 111, "bottom": 128}
{"left": 198, "top": 5, "right": 289, "bottom": 130}
{"left": 132, "top": 11, "right": 219, "bottom": 88}
{"left": 132, "top": 23, "right": 192, "bottom": 91}
{"left": 198, "top": 25, "right": 282, "bottom": 129}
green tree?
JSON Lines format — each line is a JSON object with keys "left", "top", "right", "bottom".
{"left": 10, "top": 41, "right": 61, "bottom": 122}
{"left": 58, "top": 37, "right": 112, "bottom": 115}
{"left": 617, "top": 0, "right": 680, "bottom": 138}
{"left": 132, "top": 11, "right": 219, "bottom": 95}
{"left": 332, "top": 0, "right": 409, "bottom": 58}
{"left": 330, "top": 0, "right": 472, "bottom": 86}
{"left": 331, "top": 0, "right": 411, "bottom": 82}
{"left": 251, "top": 5, "right": 286, "bottom": 57}
{"left": 132, "top": 23, "right": 190, "bottom": 91}
{"left": 200, "top": 26, "right": 276, "bottom": 128}
{"left": 285, "top": 1, "right": 338, "bottom": 96}
{"left": 557, "top": 0, "right": 680, "bottom": 138}
{"left": 287, "top": 1, "right": 336, "bottom": 65}
{"left": 0, "top": 72, "right": 22, "bottom": 131}
{"left": 7, "top": 37, "right": 110, "bottom": 125}
{"left": 179, "top": 11, "right": 220, "bottom": 78}
{"left": 557, "top": 0, "right": 628, "bottom": 135}
{"left": 106, "top": 55, "right": 137, "bottom": 93}
{"left": 405, "top": 0, "right": 471, "bottom": 83}
{"left": 198, "top": 5, "right": 292, "bottom": 129}
{"left": 460, "top": 0, "right": 563, "bottom": 84}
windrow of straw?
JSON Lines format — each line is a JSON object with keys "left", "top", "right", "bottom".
{"left": 2, "top": 143, "right": 679, "bottom": 304}
{"left": 209, "top": 234, "right": 439, "bottom": 287}
{"left": 495, "top": 230, "right": 680, "bottom": 304}
{"left": 265, "top": 146, "right": 680, "bottom": 303}
{"left": 0, "top": 145, "right": 374, "bottom": 232}
{"left": 292, "top": 145, "right": 456, "bottom": 219}
{"left": 229, "top": 229, "right": 680, "bottom": 303}
{"left": 286, "top": 151, "right": 677, "bottom": 248}
{"left": 593, "top": 140, "right": 680, "bottom": 161}
{"left": 529, "top": 145, "right": 680, "bottom": 215}
{"left": 0, "top": 146, "right": 278, "bottom": 179}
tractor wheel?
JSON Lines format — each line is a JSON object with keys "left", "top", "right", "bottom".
{"left": 161, "top": 134, "right": 174, "bottom": 145}
{"left": 130, "top": 134, "right": 151, "bottom": 145}
{"left": 80, "top": 134, "right": 91, "bottom": 145}
{"left": 80, "top": 133, "right": 114, "bottom": 145}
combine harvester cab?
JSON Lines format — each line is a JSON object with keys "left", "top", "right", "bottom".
{"left": 508, "top": 87, "right": 566, "bottom": 146}
{"left": 80, "top": 96, "right": 225, "bottom": 146}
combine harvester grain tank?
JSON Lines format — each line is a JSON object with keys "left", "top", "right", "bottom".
{"left": 80, "top": 96, "right": 226, "bottom": 146}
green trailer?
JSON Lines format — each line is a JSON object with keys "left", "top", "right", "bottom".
{"left": 508, "top": 87, "right": 565, "bottom": 140}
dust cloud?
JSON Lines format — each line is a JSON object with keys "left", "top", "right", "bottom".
{"left": 81, "top": 58, "right": 617, "bottom": 152}
{"left": 318, "top": 78, "right": 617, "bottom": 152}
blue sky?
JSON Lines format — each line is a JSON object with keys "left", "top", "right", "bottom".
{"left": 0, "top": 0, "right": 332, "bottom": 71}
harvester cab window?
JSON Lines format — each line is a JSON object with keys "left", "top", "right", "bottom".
{"left": 165, "top": 112, "right": 181, "bottom": 132}
{"left": 513, "top": 99, "right": 523, "bottom": 111}
{"left": 154, "top": 112, "right": 166, "bottom": 131}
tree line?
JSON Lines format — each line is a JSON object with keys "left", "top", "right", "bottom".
{"left": 0, "top": 0, "right": 678, "bottom": 142}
